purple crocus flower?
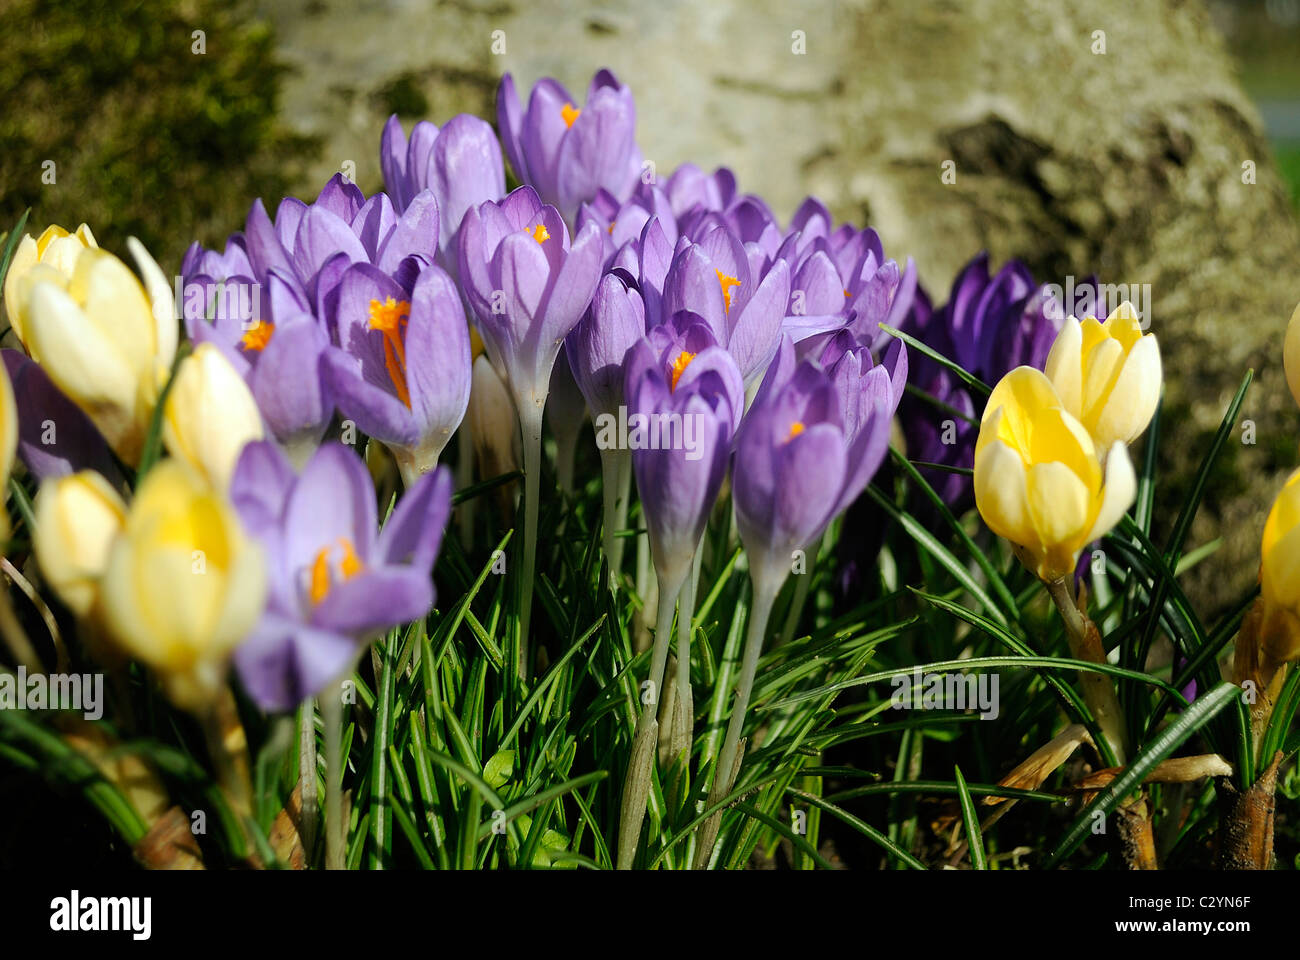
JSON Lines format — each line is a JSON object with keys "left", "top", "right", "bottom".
{"left": 181, "top": 245, "right": 335, "bottom": 460}
{"left": 230, "top": 441, "right": 451, "bottom": 712}
{"left": 566, "top": 269, "right": 648, "bottom": 423}
{"left": 575, "top": 182, "right": 678, "bottom": 268}
{"left": 733, "top": 334, "right": 898, "bottom": 599}
{"left": 320, "top": 263, "right": 471, "bottom": 485}
{"left": 497, "top": 69, "right": 642, "bottom": 224}
{"left": 896, "top": 253, "right": 1064, "bottom": 510}
{"left": 379, "top": 113, "right": 506, "bottom": 267}
{"left": 660, "top": 222, "right": 791, "bottom": 386}
{"left": 664, "top": 163, "right": 736, "bottom": 222}
{"left": 780, "top": 199, "right": 917, "bottom": 350}
{"left": 1, "top": 349, "right": 124, "bottom": 486}
{"left": 623, "top": 311, "right": 744, "bottom": 594}
{"left": 182, "top": 174, "right": 441, "bottom": 459}
{"left": 457, "top": 185, "right": 603, "bottom": 423}
{"left": 457, "top": 184, "right": 603, "bottom": 646}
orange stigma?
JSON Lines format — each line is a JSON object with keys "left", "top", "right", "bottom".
{"left": 368, "top": 296, "right": 412, "bottom": 408}
{"left": 309, "top": 538, "right": 366, "bottom": 605}
{"left": 785, "top": 421, "right": 805, "bottom": 443}
{"left": 527, "top": 223, "right": 550, "bottom": 244}
{"left": 716, "top": 270, "right": 741, "bottom": 313}
{"left": 240, "top": 320, "right": 274, "bottom": 352}
{"left": 561, "top": 102, "right": 581, "bottom": 128}
{"left": 669, "top": 350, "right": 696, "bottom": 391}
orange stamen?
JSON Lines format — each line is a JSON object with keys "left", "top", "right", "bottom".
{"left": 716, "top": 270, "right": 741, "bottom": 313}
{"left": 785, "top": 421, "right": 805, "bottom": 443}
{"left": 240, "top": 320, "right": 275, "bottom": 352}
{"left": 368, "top": 297, "right": 412, "bottom": 408}
{"left": 669, "top": 350, "right": 696, "bottom": 392}
{"left": 308, "top": 538, "right": 366, "bottom": 606}
{"left": 527, "top": 223, "right": 550, "bottom": 244}
{"left": 561, "top": 103, "right": 581, "bottom": 128}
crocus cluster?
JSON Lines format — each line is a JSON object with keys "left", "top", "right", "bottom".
{"left": 11, "top": 64, "right": 1182, "bottom": 873}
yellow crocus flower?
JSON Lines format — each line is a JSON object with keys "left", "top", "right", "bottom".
{"left": 17, "top": 239, "right": 177, "bottom": 464}
{"left": 32, "top": 470, "right": 128, "bottom": 618}
{"left": 163, "top": 343, "right": 265, "bottom": 492}
{"left": 3, "top": 223, "right": 98, "bottom": 344}
{"left": 98, "top": 460, "right": 265, "bottom": 710}
{"left": 974, "top": 366, "right": 1136, "bottom": 582}
{"left": 1044, "top": 301, "right": 1161, "bottom": 450}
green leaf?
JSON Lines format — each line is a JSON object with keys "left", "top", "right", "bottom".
{"left": 953, "top": 765, "right": 987, "bottom": 870}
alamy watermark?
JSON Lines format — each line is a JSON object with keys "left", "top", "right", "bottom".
{"left": 890, "top": 668, "right": 1000, "bottom": 720}
{"left": 1043, "top": 276, "right": 1152, "bottom": 329}
{"left": 0, "top": 667, "right": 103, "bottom": 720}
{"left": 594, "top": 406, "right": 706, "bottom": 461}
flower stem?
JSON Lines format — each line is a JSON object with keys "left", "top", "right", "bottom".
{"left": 599, "top": 448, "right": 631, "bottom": 590}
{"left": 298, "top": 698, "right": 318, "bottom": 861}
{"left": 779, "top": 532, "right": 823, "bottom": 647}
{"left": 1046, "top": 576, "right": 1127, "bottom": 766}
{"left": 694, "top": 573, "right": 778, "bottom": 868}
{"left": 321, "top": 682, "right": 345, "bottom": 870}
{"left": 671, "top": 565, "right": 697, "bottom": 766}
{"left": 617, "top": 575, "right": 682, "bottom": 868}
{"left": 517, "top": 402, "right": 544, "bottom": 680}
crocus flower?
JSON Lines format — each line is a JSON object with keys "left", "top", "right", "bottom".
{"left": 229, "top": 441, "right": 451, "bottom": 712}
{"left": 458, "top": 184, "right": 603, "bottom": 648}
{"left": 1, "top": 349, "right": 124, "bottom": 485}
{"left": 733, "top": 335, "right": 897, "bottom": 599}
{"left": 566, "top": 270, "right": 645, "bottom": 577}
{"left": 32, "top": 470, "right": 128, "bottom": 618}
{"left": 14, "top": 239, "right": 176, "bottom": 464}
{"left": 973, "top": 366, "right": 1135, "bottom": 582}
{"left": 4, "top": 223, "right": 98, "bottom": 344}
{"left": 660, "top": 223, "right": 790, "bottom": 386}
{"left": 624, "top": 311, "right": 744, "bottom": 595}
{"left": 664, "top": 164, "right": 736, "bottom": 222}
{"left": 162, "top": 343, "right": 266, "bottom": 492}
{"left": 616, "top": 310, "right": 743, "bottom": 868}
{"left": 567, "top": 269, "right": 647, "bottom": 424}
{"left": 379, "top": 113, "right": 506, "bottom": 266}
{"left": 321, "top": 263, "right": 471, "bottom": 484}
{"left": 99, "top": 459, "right": 267, "bottom": 710}
{"left": 181, "top": 259, "right": 333, "bottom": 461}
{"left": 897, "top": 255, "right": 1063, "bottom": 510}
{"left": 575, "top": 182, "right": 678, "bottom": 268}
{"left": 458, "top": 186, "right": 604, "bottom": 422}
{"left": 1043, "top": 301, "right": 1162, "bottom": 451}
{"left": 497, "top": 69, "right": 642, "bottom": 224}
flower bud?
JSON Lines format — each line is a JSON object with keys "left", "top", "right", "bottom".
{"left": 163, "top": 343, "right": 265, "bottom": 492}
{"left": 1043, "top": 301, "right": 1161, "bottom": 450}
{"left": 32, "top": 470, "right": 127, "bottom": 617}
{"left": 99, "top": 460, "right": 266, "bottom": 710}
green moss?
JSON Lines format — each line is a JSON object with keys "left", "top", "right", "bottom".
{"left": 375, "top": 72, "right": 430, "bottom": 119}
{"left": 0, "top": 0, "right": 318, "bottom": 271}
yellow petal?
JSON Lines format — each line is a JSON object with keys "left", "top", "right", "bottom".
{"left": 1026, "top": 460, "right": 1091, "bottom": 578}
{"left": 3, "top": 235, "right": 38, "bottom": 337}
{"left": 1043, "top": 317, "right": 1083, "bottom": 418}
{"left": 973, "top": 430, "right": 1035, "bottom": 548}
{"left": 163, "top": 343, "right": 265, "bottom": 492}
{"left": 127, "top": 237, "right": 178, "bottom": 375}
{"left": 1083, "top": 441, "right": 1137, "bottom": 544}
{"left": 1091, "top": 332, "right": 1162, "bottom": 447}
{"left": 33, "top": 471, "right": 128, "bottom": 617}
